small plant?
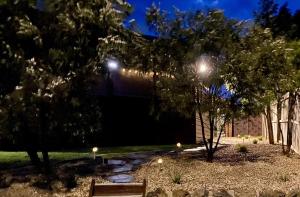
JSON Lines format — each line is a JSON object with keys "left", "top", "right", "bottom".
{"left": 169, "top": 167, "right": 184, "bottom": 184}
{"left": 171, "top": 171, "right": 182, "bottom": 184}
{"left": 245, "top": 135, "right": 249, "bottom": 140}
{"left": 236, "top": 144, "right": 248, "bottom": 153}
{"left": 236, "top": 144, "right": 248, "bottom": 161}
{"left": 253, "top": 139, "right": 258, "bottom": 144}
{"left": 279, "top": 174, "right": 290, "bottom": 182}
{"left": 258, "top": 136, "right": 263, "bottom": 141}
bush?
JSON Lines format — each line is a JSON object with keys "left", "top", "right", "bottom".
{"left": 258, "top": 136, "right": 263, "bottom": 141}
{"left": 236, "top": 144, "right": 248, "bottom": 153}
{"left": 253, "top": 139, "right": 258, "bottom": 144}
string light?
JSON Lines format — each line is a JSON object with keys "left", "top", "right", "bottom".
{"left": 117, "top": 68, "right": 174, "bottom": 79}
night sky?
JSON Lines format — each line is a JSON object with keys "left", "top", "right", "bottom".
{"left": 127, "top": 0, "right": 300, "bottom": 35}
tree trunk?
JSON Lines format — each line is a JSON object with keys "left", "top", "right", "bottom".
{"left": 207, "top": 111, "right": 214, "bottom": 161}
{"left": 286, "top": 92, "right": 296, "bottom": 154}
{"left": 42, "top": 150, "right": 50, "bottom": 172}
{"left": 207, "top": 149, "right": 214, "bottom": 162}
{"left": 39, "top": 100, "right": 50, "bottom": 171}
{"left": 213, "top": 120, "right": 227, "bottom": 154}
{"left": 231, "top": 117, "right": 234, "bottom": 137}
{"left": 276, "top": 100, "right": 285, "bottom": 153}
{"left": 27, "top": 149, "right": 41, "bottom": 167}
{"left": 265, "top": 105, "right": 274, "bottom": 144}
{"left": 198, "top": 110, "right": 208, "bottom": 151}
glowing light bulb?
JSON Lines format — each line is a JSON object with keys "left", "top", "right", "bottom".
{"left": 176, "top": 142, "right": 182, "bottom": 148}
{"left": 199, "top": 63, "right": 208, "bottom": 74}
{"left": 107, "top": 60, "right": 119, "bottom": 71}
{"left": 92, "top": 147, "right": 98, "bottom": 153}
{"left": 157, "top": 158, "right": 163, "bottom": 164}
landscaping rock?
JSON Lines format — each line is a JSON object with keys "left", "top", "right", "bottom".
{"left": 213, "top": 189, "right": 234, "bottom": 197}
{"left": 172, "top": 189, "right": 191, "bottom": 197}
{"left": 107, "top": 174, "right": 134, "bottom": 183}
{"left": 287, "top": 190, "right": 300, "bottom": 197}
{"left": 112, "top": 164, "right": 133, "bottom": 173}
{"left": 131, "top": 159, "right": 144, "bottom": 165}
{"left": 192, "top": 189, "right": 209, "bottom": 197}
{"left": 147, "top": 188, "right": 168, "bottom": 197}
{"left": 0, "top": 175, "right": 13, "bottom": 188}
{"left": 235, "top": 190, "right": 257, "bottom": 197}
{"left": 107, "top": 160, "right": 126, "bottom": 165}
{"left": 259, "top": 190, "right": 286, "bottom": 197}
{"left": 51, "top": 180, "right": 67, "bottom": 192}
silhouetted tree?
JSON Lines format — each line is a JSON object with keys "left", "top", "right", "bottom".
{"left": 254, "top": 0, "right": 278, "bottom": 28}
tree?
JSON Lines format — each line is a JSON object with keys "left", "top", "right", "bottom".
{"left": 224, "top": 27, "right": 299, "bottom": 153}
{"left": 0, "top": 0, "right": 132, "bottom": 169}
{"left": 285, "top": 41, "right": 300, "bottom": 154}
{"left": 272, "top": 3, "right": 292, "bottom": 38}
{"left": 146, "top": 6, "right": 241, "bottom": 161}
{"left": 291, "top": 10, "right": 300, "bottom": 39}
{"left": 254, "top": 0, "right": 278, "bottom": 28}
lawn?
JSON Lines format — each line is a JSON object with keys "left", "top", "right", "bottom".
{"left": 0, "top": 144, "right": 195, "bottom": 168}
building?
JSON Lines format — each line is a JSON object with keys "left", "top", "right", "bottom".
{"left": 225, "top": 116, "right": 263, "bottom": 137}
{"left": 94, "top": 68, "right": 196, "bottom": 146}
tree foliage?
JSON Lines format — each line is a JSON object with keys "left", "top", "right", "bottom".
{"left": 0, "top": 0, "right": 132, "bottom": 168}
{"left": 145, "top": 5, "right": 242, "bottom": 161}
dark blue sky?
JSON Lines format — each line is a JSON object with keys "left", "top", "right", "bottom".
{"left": 127, "top": 0, "right": 300, "bottom": 34}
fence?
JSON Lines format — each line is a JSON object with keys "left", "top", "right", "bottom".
{"left": 262, "top": 93, "right": 300, "bottom": 154}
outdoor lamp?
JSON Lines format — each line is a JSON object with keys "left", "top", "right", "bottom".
{"left": 199, "top": 62, "right": 208, "bottom": 74}
{"left": 92, "top": 147, "right": 98, "bottom": 160}
{"left": 107, "top": 59, "right": 119, "bottom": 71}
{"left": 176, "top": 142, "right": 182, "bottom": 148}
{"left": 157, "top": 158, "right": 163, "bottom": 164}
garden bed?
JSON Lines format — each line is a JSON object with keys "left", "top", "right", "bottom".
{"left": 0, "top": 144, "right": 300, "bottom": 196}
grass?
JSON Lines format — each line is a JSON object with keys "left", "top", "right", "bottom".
{"left": 0, "top": 144, "right": 196, "bottom": 168}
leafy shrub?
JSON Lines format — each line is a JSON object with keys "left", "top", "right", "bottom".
{"left": 236, "top": 144, "right": 248, "bottom": 153}
{"left": 253, "top": 139, "right": 258, "bottom": 144}
{"left": 258, "top": 136, "right": 263, "bottom": 141}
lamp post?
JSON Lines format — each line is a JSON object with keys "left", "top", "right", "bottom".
{"left": 92, "top": 147, "right": 98, "bottom": 160}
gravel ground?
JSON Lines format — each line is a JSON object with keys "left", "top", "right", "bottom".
{"left": 134, "top": 144, "right": 300, "bottom": 194}
{"left": 1, "top": 144, "right": 300, "bottom": 196}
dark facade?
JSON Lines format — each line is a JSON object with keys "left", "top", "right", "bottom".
{"left": 95, "top": 70, "right": 196, "bottom": 146}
